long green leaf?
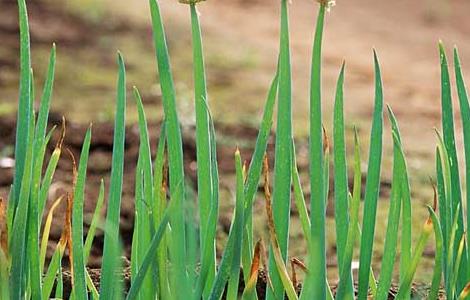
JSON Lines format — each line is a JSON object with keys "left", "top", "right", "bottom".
{"left": 267, "top": 0, "right": 293, "bottom": 298}
{"left": 292, "top": 140, "right": 334, "bottom": 299}
{"left": 448, "top": 205, "right": 463, "bottom": 299}
{"left": 11, "top": 0, "right": 32, "bottom": 213}
{"left": 436, "top": 132, "right": 454, "bottom": 296}
{"left": 208, "top": 201, "right": 241, "bottom": 299}
{"left": 387, "top": 105, "right": 412, "bottom": 299}
{"left": 243, "top": 69, "right": 278, "bottom": 218}
{"left": 72, "top": 127, "right": 92, "bottom": 300}
{"left": 263, "top": 156, "right": 298, "bottom": 300}
{"left": 336, "top": 129, "right": 361, "bottom": 300}
{"left": 240, "top": 67, "right": 279, "bottom": 288}
{"left": 126, "top": 209, "right": 170, "bottom": 300}
{"left": 428, "top": 206, "right": 443, "bottom": 300}
{"left": 152, "top": 123, "right": 170, "bottom": 299}
{"left": 241, "top": 68, "right": 278, "bottom": 286}
{"left": 39, "top": 146, "right": 61, "bottom": 219}
{"left": 34, "top": 44, "right": 56, "bottom": 162}
{"left": 436, "top": 148, "right": 449, "bottom": 291}
{"left": 131, "top": 157, "right": 143, "bottom": 289}
{"left": 292, "top": 141, "right": 311, "bottom": 245}
{"left": 226, "top": 150, "right": 246, "bottom": 299}
{"left": 148, "top": 1, "right": 187, "bottom": 293}
{"left": 357, "top": 50, "right": 384, "bottom": 299}
{"left": 9, "top": 105, "right": 34, "bottom": 298}
{"left": 189, "top": 5, "right": 216, "bottom": 292}
{"left": 31, "top": 47, "right": 57, "bottom": 268}
{"left": 454, "top": 47, "right": 470, "bottom": 280}
{"left": 100, "top": 52, "right": 126, "bottom": 299}
{"left": 209, "top": 183, "right": 246, "bottom": 300}
{"left": 133, "top": 87, "right": 156, "bottom": 299}
{"left": 301, "top": 3, "right": 326, "bottom": 299}
{"left": 333, "top": 62, "right": 348, "bottom": 262}
{"left": 376, "top": 130, "right": 403, "bottom": 300}
{"left": 439, "top": 42, "right": 466, "bottom": 290}
{"left": 28, "top": 136, "right": 47, "bottom": 298}
{"left": 42, "top": 242, "right": 66, "bottom": 300}
{"left": 395, "top": 214, "right": 434, "bottom": 299}
{"left": 331, "top": 62, "right": 355, "bottom": 298}
{"left": 193, "top": 100, "right": 221, "bottom": 299}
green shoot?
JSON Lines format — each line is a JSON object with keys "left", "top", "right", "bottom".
{"left": 357, "top": 50, "right": 384, "bottom": 299}
{"left": 267, "top": 0, "right": 293, "bottom": 297}
{"left": 100, "top": 52, "right": 127, "bottom": 299}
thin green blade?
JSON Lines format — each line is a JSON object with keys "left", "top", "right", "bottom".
{"left": 301, "top": 3, "right": 327, "bottom": 299}
{"left": 439, "top": 42, "right": 466, "bottom": 290}
{"left": 72, "top": 127, "right": 92, "bottom": 300}
{"left": 148, "top": 1, "right": 188, "bottom": 293}
{"left": 268, "top": 0, "right": 293, "bottom": 298}
{"left": 357, "top": 50, "right": 384, "bottom": 299}
{"left": 100, "top": 52, "right": 127, "bottom": 299}
{"left": 454, "top": 47, "right": 470, "bottom": 280}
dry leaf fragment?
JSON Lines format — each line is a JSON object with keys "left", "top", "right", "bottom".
{"left": 0, "top": 198, "right": 8, "bottom": 258}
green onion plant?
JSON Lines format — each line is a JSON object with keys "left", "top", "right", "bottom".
{"left": 2, "top": 0, "right": 470, "bottom": 299}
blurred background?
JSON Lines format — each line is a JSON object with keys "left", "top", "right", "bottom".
{"left": 1, "top": 0, "right": 470, "bottom": 283}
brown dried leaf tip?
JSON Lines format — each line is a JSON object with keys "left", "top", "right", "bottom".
{"left": 242, "top": 160, "right": 248, "bottom": 183}
{"left": 460, "top": 282, "right": 470, "bottom": 299}
{"left": 64, "top": 193, "right": 74, "bottom": 277}
{"left": 421, "top": 182, "right": 438, "bottom": 233}
{"left": 290, "top": 258, "right": 307, "bottom": 287}
{"left": 245, "top": 239, "right": 263, "bottom": 289}
{"left": 263, "top": 154, "right": 282, "bottom": 255}
{"left": 66, "top": 148, "right": 78, "bottom": 187}
{"left": 0, "top": 198, "right": 8, "bottom": 258}
{"left": 55, "top": 116, "right": 66, "bottom": 149}
{"left": 431, "top": 181, "right": 438, "bottom": 213}
{"left": 62, "top": 148, "right": 77, "bottom": 278}
{"left": 322, "top": 125, "right": 330, "bottom": 154}
{"left": 262, "top": 154, "right": 272, "bottom": 226}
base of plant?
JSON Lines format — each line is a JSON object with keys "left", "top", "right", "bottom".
{"left": 54, "top": 266, "right": 445, "bottom": 300}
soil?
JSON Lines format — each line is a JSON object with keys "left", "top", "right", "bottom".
{"left": 57, "top": 266, "right": 445, "bottom": 299}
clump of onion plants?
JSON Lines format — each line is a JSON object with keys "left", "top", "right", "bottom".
{"left": 1, "top": 0, "right": 470, "bottom": 299}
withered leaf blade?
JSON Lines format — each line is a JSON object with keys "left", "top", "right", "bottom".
{"left": 263, "top": 155, "right": 298, "bottom": 300}
{"left": 0, "top": 198, "right": 8, "bottom": 258}
{"left": 244, "top": 239, "right": 262, "bottom": 294}
{"left": 64, "top": 192, "right": 74, "bottom": 278}
{"left": 290, "top": 257, "right": 307, "bottom": 288}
